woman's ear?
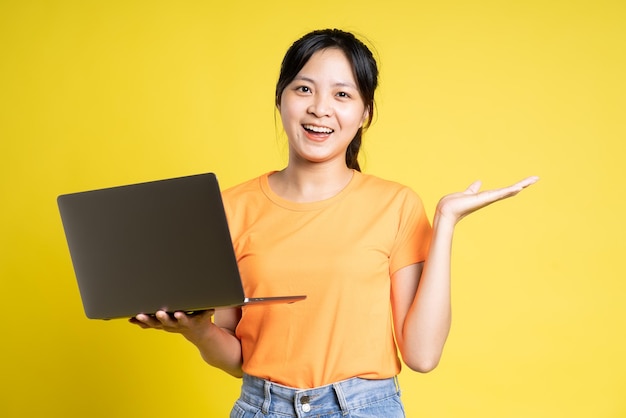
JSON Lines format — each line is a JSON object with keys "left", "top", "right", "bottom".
{"left": 360, "top": 106, "right": 370, "bottom": 127}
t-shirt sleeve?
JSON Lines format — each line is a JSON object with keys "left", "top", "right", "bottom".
{"left": 389, "top": 188, "right": 432, "bottom": 275}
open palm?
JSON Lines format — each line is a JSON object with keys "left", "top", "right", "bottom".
{"left": 437, "top": 176, "right": 539, "bottom": 224}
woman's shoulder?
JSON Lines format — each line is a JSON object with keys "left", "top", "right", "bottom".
{"left": 355, "top": 172, "right": 429, "bottom": 223}
{"left": 222, "top": 172, "right": 270, "bottom": 198}
{"left": 356, "top": 171, "right": 421, "bottom": 200}
{"left": 220, "top": 173, "right": 273, "bottom": 219}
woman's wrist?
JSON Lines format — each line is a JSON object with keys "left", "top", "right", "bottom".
{"left": 181, "top": 321, "right": 220, "bottom": 347}
{"left": 432, "top": 208, "right": 457, "bottom": 234}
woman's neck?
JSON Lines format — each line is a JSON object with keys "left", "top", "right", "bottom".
{"left": 268, "top": 163, "right": 354, "bottom": 203}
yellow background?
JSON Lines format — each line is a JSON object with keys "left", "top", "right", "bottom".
{"left": 1, "top": 0, "right": 624, "bottom": 417}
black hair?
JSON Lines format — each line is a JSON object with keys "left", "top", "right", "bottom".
{"left": 275, "top": 29, "right": 378, "bottom": 171}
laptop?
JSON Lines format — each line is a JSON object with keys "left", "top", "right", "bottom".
{"left": 57, "top": 172, "right": 305, "bottom": 320}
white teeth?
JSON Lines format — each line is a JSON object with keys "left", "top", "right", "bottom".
{"left": 303, "top": 124, "right": 334, "bottom": 134}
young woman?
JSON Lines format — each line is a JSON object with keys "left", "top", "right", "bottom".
{"left": 131, "top": 29, "right": 538, "bottom": 417}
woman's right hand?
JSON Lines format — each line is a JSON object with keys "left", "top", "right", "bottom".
{"left": 129, "top": 308, "right": 243, "bottom": 377}
{"left": 129, "top": 310, "right": 216, "bottom": 343}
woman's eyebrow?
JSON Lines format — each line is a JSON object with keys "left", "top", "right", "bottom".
{"left": 293, "top": 75, "right": 357, "bottom": 89}
{"left": 292, "top": 75, "right": 314, "bottom": 84}
{"left": 333, "top": 81, "right": 358, "bottom": 89}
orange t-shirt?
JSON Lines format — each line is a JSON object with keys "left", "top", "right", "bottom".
{"left": 222, "top": 171, "right": 432, "bottom": 388}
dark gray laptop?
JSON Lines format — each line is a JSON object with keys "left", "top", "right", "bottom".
{"left": 57, "top": 173, "right": 305, "bottom": 320}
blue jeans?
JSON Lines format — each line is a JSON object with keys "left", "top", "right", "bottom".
{"left": 230, "top": 373, "right": 405, "bottom": 418}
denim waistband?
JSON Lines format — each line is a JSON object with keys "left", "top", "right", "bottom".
{"left": 239, "top": 373, "right": 401, "bottom": 416}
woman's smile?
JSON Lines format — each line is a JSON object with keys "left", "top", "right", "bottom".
{"left": 302, "top": 123, "right": 335, "bottom": 141}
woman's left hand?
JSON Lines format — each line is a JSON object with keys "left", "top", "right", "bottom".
{"left": 436, "top": 176, "right": 539, "bottom": 225}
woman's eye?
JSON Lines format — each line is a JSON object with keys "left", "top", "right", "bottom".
{"left": 297, "top": 86, "right": 311, "bottom": 93}
{"left": 337, "top": 91, "right": 350, "bottom": 98}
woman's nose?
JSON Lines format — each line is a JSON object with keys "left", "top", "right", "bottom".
{"left": 307, "top": 94, "right": 333, "bottom": 117}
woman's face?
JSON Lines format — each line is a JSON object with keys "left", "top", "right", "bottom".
{"left": 279, "top": 48, "right": 369, "bottom": 168}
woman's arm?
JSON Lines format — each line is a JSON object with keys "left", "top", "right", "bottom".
{"left": 130, "top": 307, "right": 243, "bottom": 377}
{"left": 391, "top": 176, "right": 539, "bottom": 372}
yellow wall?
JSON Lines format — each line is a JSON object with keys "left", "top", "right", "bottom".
{"left": 1, "top": 0, "right": 624, "bottom": 417}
